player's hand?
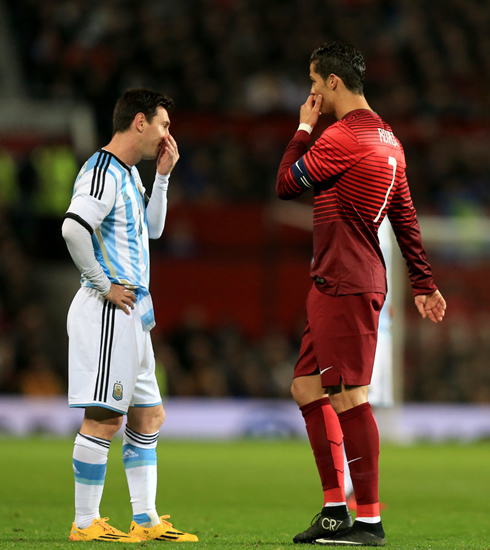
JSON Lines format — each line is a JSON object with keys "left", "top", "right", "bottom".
{"left": 414, "top": 290, "right": 446, "bottom": 323}
{"left": 157, "top": 134, "right": 179, "bottom": 175}
{"left": 104, "top": 283, "right": 137, "bottom": 315}
{"left": 300, "top": 94, "right": 323, "bottom": 129}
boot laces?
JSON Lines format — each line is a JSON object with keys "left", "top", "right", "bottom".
{"left": 99, "top": 518, "right": 126, "bottom": 536}
{"left": 311, "top": 512, "right": 323, "bottom": 527}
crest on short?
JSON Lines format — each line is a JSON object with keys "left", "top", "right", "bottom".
{"left": 113, "top": 382, "right": 123, "bottom": 401}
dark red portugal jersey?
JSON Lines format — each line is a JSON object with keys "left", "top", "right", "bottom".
{"left": 276, "top": 109, "right": 437, "bottom": 297}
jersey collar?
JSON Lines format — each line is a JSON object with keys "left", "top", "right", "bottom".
{"left": 99, "top": 149, "right": 132, "bottom": 173}
{"left": 341, "top": 108, "right": 379, "bottom": 121}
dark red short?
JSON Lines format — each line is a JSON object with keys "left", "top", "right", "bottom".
{"left": 294, "top": 283, "right": 384, "bottom": 387}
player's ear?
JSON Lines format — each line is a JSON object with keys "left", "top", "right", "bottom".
{"left": 134, "top": 112, "right": 146, "bottom": 133}
{"left": 330, "top": 74, "right": 339, "bottom": 90}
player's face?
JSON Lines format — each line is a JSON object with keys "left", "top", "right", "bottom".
{"left": 309, "top": 64, "right": 333, "bottom": 115}
{"left": 142, "top": 107, "right": 171, "bottom": 160}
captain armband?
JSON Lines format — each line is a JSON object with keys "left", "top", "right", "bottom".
{"left": 291, "top": 157, "right": 314, "bottom": 190}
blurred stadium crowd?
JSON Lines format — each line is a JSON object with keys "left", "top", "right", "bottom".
{"left": 7, "top": 0, "right": 490, "bottom": 209}
{"left": 1, "top": 0, "right": 489, "bottom": 401}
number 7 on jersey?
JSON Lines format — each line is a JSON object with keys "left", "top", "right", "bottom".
{"left": 374, "top": 156, "right": 397, "bottom": 223}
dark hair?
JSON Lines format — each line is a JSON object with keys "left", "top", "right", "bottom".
{"left": 310, "top": 41, "right": 365, "bottom": 94}
{"left": 112, "top": 88, "right": 174, "bottom": 135}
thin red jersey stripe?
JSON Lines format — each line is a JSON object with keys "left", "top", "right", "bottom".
{"left": 276, "top": 109, "right": 437, "bottom": 296}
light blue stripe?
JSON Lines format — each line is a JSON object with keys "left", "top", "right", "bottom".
{"left": 76, "top": 155, "right": 151, "bottom": 292}
{"left": 122, "top": 444, "right": 157, "bottom": 469}
{"left": 141, "top": 308, "right": 155, "bottom": 327}
{"left": 136, "top": 168, "right": 150, "bottom": 287}
{"left": 131, "top": 401, "right": 162, "bottom": 408}
{"left": 74, "top": 478, "right": 106, "bottom": 486}
{"left": 72, "top": 152, "right": 101, "bottom": 196}
{"left": 133, "top": 513, "right": 152, "bottom": 525}
{"left": 94, "top": 160, "right": 130, "bottom": 285}
{"left": 125, "top": 460, "right": 156, "bottom": 468}
{"left": 85, "top": 152, "right": 102, "bottom": 172}
{"left": 124, "top": 172, "right": 142, "bottom": 286}
{"left": 106, "top": 165, "right": 119, "bottom": 183}
{"left": 99, "top": 197, "right": 122, "bottom": 276}
{"left": 73, "top": 459, "right": 106, "bottom": 485}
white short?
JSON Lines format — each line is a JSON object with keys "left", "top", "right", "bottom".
{"left": 67, "top": 287, "right": 162, "bottom": 414}
{"left": 368, "top": 326, "right": 394, "bottom": 408}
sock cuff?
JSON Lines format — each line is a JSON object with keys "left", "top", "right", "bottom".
{"left": 299, "top": 396, "right": 331, "bottom": 417}
{"left": 75, "top": 432, "right": 110, "bottom": 455}
{"left": 356, "top": 503, "right": 381, "bottom": 518}
{"left": 124, "top": 426, "right": 159, "bottom": 449}
{"left": 338, "top": 402, "right": 371, "bottom": 423}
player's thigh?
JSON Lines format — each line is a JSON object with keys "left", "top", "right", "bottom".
{"left": 129, "top": 330, "right": 163, "bottom": 413}
{"left": 292, "top": 315, "right": 326, "bottom": 405}
{"left": 68, "top": 287, "right": 141, "bottom": 413}
{"left": 307, "top": 287, "right": 383, "bottom": 387}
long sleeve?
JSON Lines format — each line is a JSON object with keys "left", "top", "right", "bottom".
{"left": 276, "top": 130, "right": 312, "bottom": 199}
{"left": 146, "top": 173, "right": 169, "bottom": 239}
{"left": 276, "top": 123, "right": 359, "bottom": 200}
{"left": 62, "top": 217, "right": 111, "bottom": 295}
{"left": 388, "top": 174, "right": 437, "bottom": 296}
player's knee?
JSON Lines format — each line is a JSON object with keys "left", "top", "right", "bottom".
{"left": 157, "top": 406, "right": 166, "bottom": 427}
{"left": 103, "top": 415, "right": 124, "bottom": 437}
{"left": 106, "top": 417, "right": 124, "bottom": 436}
{"left": 127, "top": 404, "right": 165, "bottom": 434}
{"left": 292, "top": 376, "right": 328, "bottom": 407}
{"left": 291, "top": 379, "right": 311, "bottom": 407}
{"left": 291, "top": 379, "right": 301, "bottom": 404}
{"left": 328, "top": 385, "right": 368, "bottom": 414}
{"left": 82, "top": 406, "right": 124, "bottom": 439}
{"left": 149, "top": 404, "right": 165, "bottom": 428}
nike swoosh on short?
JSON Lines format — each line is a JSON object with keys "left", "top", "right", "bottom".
{"left": 320, "top": 367, "right": 333, "bottom": 375}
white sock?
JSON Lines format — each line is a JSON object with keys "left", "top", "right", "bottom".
{"left": 343, "top": 447, "right": 354, "bottom": 498}
{"left": 73, "top": 432, "right": 110, "bottom": 529}
{"left": 123, "top": 426, "right": 160, "bottom": 527}
{"left": 356, "top": 516, "right": 381, "bottom": 524}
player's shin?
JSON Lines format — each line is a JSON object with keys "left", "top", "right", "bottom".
{"left": 338, "top": 402, "right": 381, "bottom": 522}
{"left": 122, "top": 426, "right": 160, "bottom": 527}
{"left": 300, "top": 396, "right": 346, "bottom": 507}
{"left": 73, "top": 432, "right": 110, "bottom": 529}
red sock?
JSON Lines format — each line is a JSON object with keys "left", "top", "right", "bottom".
{"left": 338, "top": 402, "right": 380, "bottom": 518}
{"left": 300, "top": 397, "right": 345, "bottom": 504}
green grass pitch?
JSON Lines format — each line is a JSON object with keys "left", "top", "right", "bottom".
{"left": 0, "top": 438, "right": 489, "bottom": 549}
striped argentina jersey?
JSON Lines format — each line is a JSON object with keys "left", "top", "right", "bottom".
{"left": 65, "top": 149, "right": 155, "bottom": 328}
{"left": 277, "top": 109, "right": 437, "bottom": 297}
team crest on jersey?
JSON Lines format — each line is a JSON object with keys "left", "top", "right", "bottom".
{"left": 113, "top": 382, "right": 123, "bottom": 401}
{"left": 134, "top": 173, "right": 144, "bottom": 195}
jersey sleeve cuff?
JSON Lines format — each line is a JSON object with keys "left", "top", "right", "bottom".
{"left": 154, "top": 172, "right": 170, "bottom": 191}
{"left": 64, "top": 212, "right": 94, "bottom": 235}
{"left": 412, "top": 284, "right": 438, "bottom": 297}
